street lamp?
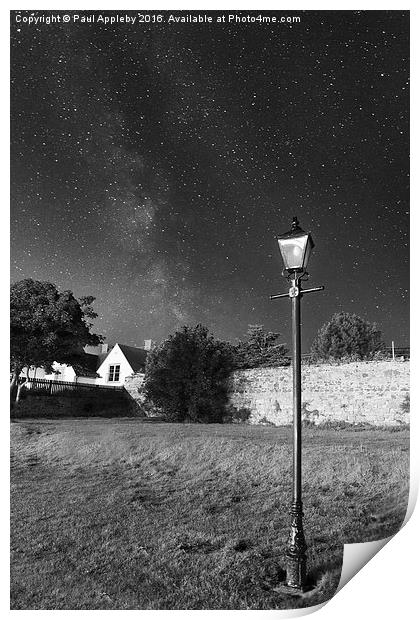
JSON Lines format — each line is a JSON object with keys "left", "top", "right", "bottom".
{"left": 277, "top": 217, "right": 314, "bottom": 273}
{"left": 270, "top": 216, "right": 324, "bottom": 594}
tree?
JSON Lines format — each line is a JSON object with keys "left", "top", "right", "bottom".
{"left": 10, "top": 279, "right": 102, "bottom": 402}
{"left": 143, "top": 324, "right": 234, "bottom": 423}
{"left": 232, "top": 325, "right": 289, "bottom": 369}
{"left": 310, "top": 312, "right": 384, "bottom": 361}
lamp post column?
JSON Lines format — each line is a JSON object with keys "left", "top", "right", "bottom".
{"left": 286, "top": 274, "right": 307, "bottom": 590}
{"left": 271, "top": 217, "right": 324, "bottom": 594}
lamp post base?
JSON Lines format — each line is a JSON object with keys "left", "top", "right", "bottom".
{"left": 285, "top": 552, "right": 307, "bottom": 590}
{"left": 273, "top": 582, "right": 314, "bottom": 596}
{"left": 284, "top": 500, "right": 308, "bottom": 589}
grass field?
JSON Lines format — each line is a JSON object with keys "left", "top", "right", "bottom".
{"left": 10, "top": 418, "right": 409, "bottom": 610}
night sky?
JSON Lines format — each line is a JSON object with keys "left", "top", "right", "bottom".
{"left": 10, "top": 10, "right": 409, "bottom": 352}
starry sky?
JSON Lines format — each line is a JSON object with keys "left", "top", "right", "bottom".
{"left": 10, "top": 10, "right": 409, "bottom": 351}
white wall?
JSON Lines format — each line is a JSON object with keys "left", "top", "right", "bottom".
{"left": 20, "top": 366, "right": 47, "bottom": 379}
{"left": 96, "top": 344, "right": 134, "bottom": 386}
{"left": 74, "top": 376, "right": 98, "bottom": 386}
{"left": 20, "top": 363, "right": 95, "bottom": 384}
{"left": 44, "top": 362, "right": 77, "bottom": 383}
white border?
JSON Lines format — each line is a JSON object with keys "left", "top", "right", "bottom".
{"left": 4, "top": 3, "right": 416, "bottom": 619}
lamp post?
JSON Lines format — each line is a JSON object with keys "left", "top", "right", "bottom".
{"left": 270, "top": 217, "right": 324, "bottom": 593}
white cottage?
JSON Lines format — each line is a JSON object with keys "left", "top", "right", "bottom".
{"left": 21, "top": 341, "right": 150, "bottom": 386}
{"left": 95, "top": 343, "right": 148, "bottom": 386}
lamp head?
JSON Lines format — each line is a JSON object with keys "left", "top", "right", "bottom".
{"left": 276, "top": 217, "right": 314, "bottom": 273}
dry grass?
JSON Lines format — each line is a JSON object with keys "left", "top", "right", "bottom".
{"left": 10, "top": 418, "right": 409, "bottom": 610}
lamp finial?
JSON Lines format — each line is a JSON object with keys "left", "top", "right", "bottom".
{"left": 291, "top": 216, "right": 299, "bottom": 230}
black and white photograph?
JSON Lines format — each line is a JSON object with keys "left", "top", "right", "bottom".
{"left": 10, "top": 7, "right": 410, "bottom": 611}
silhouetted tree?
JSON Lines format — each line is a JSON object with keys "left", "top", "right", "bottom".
{"left": 143, "top": 324, "right": 234, "bottom": 422}
{"left": 310, "top": 312, "right": 384, "bottom": 361}
{"left": 10, "top": 279, "right": 101, "bottom": 402}
{"left": 233, "top": 324, "right": 289, "bottom": 369}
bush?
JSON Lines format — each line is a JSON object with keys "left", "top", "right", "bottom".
{"left": 310, "top": 312, "right": 384, "bottom": 362}
{"left": 400, "top": 393, "right": 410, "bottom": 414}
{"left": 143, "top": 325, "right": 234, "bottom": 423}
{"left": 223, "top": 405, "right": 252, "bottom": 424}
{"left": 257, "top": 416, "right": 277, "bottom": 427}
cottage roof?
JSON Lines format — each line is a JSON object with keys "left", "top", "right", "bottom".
{"left": 96, "top": 351, "right": 110, "bottom": 370}
{"left": 117, "top": 344, "right": 148, "bottom": 372}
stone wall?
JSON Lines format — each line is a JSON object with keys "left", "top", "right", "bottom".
{"left": 228, "top": 361, "right": 409, "bottom": 427}
{"left": 124, "top": 373, "right": 146, "bottom": 410}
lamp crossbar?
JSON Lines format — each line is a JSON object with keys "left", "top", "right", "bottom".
{"left": 270, "top": 285, "right": 324, "bottom": 301}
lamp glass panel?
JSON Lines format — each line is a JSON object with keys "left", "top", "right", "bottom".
{"left": 278, "top": 234, "right": 309, "bottom": 270}
{"left": 302, "top": 236, "right": 313, "bottom": 268}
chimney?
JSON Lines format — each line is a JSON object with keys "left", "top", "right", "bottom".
{"left": 101, "top": 343, "right": 109, "bottom": 354}
{"left": 144, "top": 339, "right": 152, "bottom": 351}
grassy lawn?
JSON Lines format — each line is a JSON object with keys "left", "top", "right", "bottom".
{"left": 10, "top": 418, "right": 409, "bottom": 610}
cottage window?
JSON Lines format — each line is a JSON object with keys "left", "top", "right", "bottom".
{"left": 108, "top": 364, "right": 120, "bottom": 382}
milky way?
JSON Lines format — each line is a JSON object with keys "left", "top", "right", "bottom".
{"left": 10, "top": 10, "right": 409, "bottom": 350}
